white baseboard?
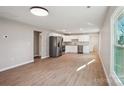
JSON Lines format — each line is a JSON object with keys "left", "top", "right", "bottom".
{"left": 0, "top": 60, "right": 34, "bottom": 72}
{"left": 41, "top": 56, "right": 49, "bottom": 59}
{"left": 99, "top": 53, "right": 111, "bottom": 86}
{"left": 34, "top": 54, "right": 40, "bottom": 57}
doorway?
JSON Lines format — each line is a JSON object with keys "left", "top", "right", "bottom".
{"left": 33, "top": 31, "right": 42, "bottom": 61}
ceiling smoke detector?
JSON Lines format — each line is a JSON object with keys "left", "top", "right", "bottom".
{"left": 86, "top": 6, "right": 91, "bottom": 8}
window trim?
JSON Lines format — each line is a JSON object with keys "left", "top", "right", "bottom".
{"left": 110, "top": 6, "right": 124, "bottom": 85}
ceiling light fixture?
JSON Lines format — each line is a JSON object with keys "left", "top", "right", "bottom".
{"left": 68, "top": 32, "right": 71, "bottom": 34}
{"left": 80, "top": 28, "right": 83, "bottom": 31}
{"left": 61, "top": 29, "right": 66, "bottom": 32}
{"left": 87, "top": 22, "right": 94, "bottom": 26}
{"left": 56, "top": 29, "right": 66, "bottom": 32}
{"left": 30, "top": 6, "right": 49, "bottom": 16}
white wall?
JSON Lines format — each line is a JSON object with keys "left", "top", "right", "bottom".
{"left": 0, "top": 18, "right": 34, "bottom": 71}
{"left": 0, "top": 17, "right": 54, "bottom": 71}
{"left": 99, "top": 6, "right": 118, "bottom": 85}
{"left": 89, "top": 34, "right": 99, "bottom": 52}
{"left": 41, "top": 31, "right": 50, "bottom": 59}
{"left": 49, "top": 32, "right": 63, "bottom": 37}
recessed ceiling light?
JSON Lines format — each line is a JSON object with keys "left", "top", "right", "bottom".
{"left": 56, "top": 29, "right": 66, "bottom": 32}
{"left": 62, "top": 29, "right": 66, "bottom": 32}
{"left": 87, "top": 22, "right": 94, "bottom": 26}
{"left": 68, "top": 32, "right": 71, "bottom": 34}
{"left": 30, "top": 6, "right": 49, "bottom": 16}
{"left": 80, "top": 28, "right": 83, "bottom": 31}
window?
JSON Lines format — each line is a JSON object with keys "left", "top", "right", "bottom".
{"left": 114, "top": 8, "right": 124, "bottom": 84}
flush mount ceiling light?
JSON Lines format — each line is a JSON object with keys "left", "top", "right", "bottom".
{"left": 30, "top": 6, "right": 49, "bottom": 16}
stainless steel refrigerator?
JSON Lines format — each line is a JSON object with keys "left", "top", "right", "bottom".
{"left": 49, "top": 36, "right": 63, "bottom": 57}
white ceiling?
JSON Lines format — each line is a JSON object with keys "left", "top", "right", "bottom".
{"left": 0, "top": 6, "right": 108, "bottom": 34}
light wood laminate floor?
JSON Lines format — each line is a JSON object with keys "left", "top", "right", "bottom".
{"left": 0, "top": 53, "right": 108, "bottom": 86}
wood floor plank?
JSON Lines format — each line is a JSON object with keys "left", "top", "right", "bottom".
{"left": 0, "top": 53, "right": 108, "bottom": 86}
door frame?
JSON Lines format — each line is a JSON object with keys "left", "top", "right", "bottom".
{"left": 33, "top": 30, "right": 42, "bottom": 58}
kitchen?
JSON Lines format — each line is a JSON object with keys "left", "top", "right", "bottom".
{"left": 49, "top": 33, "right": 99, "bottom": 57}
{"left": 63, "top": 35, "right": 90, "bottom": 54}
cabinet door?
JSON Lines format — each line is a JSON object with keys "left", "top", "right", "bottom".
{"left": 65, "top": 46, "right": 77, "bottom": 53}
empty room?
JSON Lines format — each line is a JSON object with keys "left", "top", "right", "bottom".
{"left": 0, "top": 6, "right": 124, "bottom": 86}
